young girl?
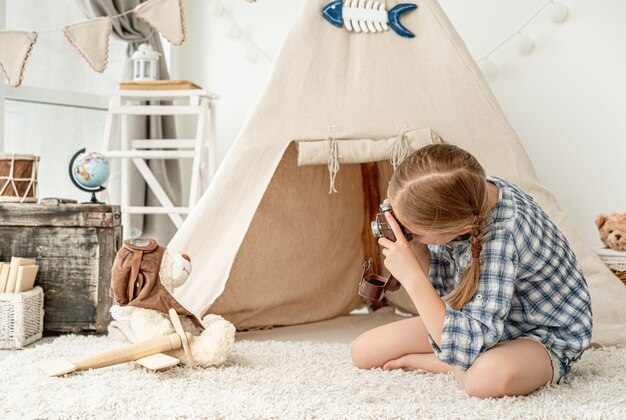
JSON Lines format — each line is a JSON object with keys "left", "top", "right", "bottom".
{"left": 350, "top": 144, "right": 592, "bottom": 398}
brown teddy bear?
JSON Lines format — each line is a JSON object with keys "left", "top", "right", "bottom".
{"left": 595, "top": 213, "right": 626, "bottom": 252}
{"left": 108, "top": 237, "right": 235, "bottom": 367}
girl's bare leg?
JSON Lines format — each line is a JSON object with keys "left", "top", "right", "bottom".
{"left": 350, "top": 315, "right": 433, "bottom": 369}
{"left": 353, "top": 237, "right": 553, "bottom": 397}
{"left": 382, "top": 352, "right": 456, "bottom": 374}
{"left": 368, "top": 333, "right": 554, "bottom": 398}
{"left": 457, "top": 338, "right": 554, "bottom": 398}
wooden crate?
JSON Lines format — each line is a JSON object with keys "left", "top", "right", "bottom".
{"left": 0, "top": 199, "right": 122, "bottom": 333}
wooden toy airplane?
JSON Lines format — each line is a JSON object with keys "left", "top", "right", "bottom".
{"left": 40, "top": 308, "right": 196, "bottom": 376}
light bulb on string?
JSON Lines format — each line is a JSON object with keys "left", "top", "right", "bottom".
{"left": 549, "top": 2, "right": 569, "bottom": 23}
{"left": 228, "top": 24, "right": 242, "bottom": 40}
{"left": 244, "top": 44, "right": 260, "bottom": 63}
{"left": 515, "top": 33, "right": 535, "bottom": 55}
{"left": 212, "top": 0, "right": 225, "bottom": 17}
{"left": 479, "top": 58, "right": 497, "bottom": 80}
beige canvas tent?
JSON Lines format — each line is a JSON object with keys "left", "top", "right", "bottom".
{"left": 169, "top": 0, "right": 626, "bottom": 346}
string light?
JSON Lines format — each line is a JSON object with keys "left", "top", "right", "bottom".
{"left": 479, "top": 59, "right": 498, "bottom": 80}
{"left": 515, "top": 33, "right": 535, "bottom": 55}
{"left": 244, "top": 45, "right": 260, "bottom": 63}
{"left": 549, "top": 2, "right": 569, "bottom": 23}
{"left": 228, "top": 24, "right": 242, "bottom": 40}
{"left": 477, "top": 0, "right": 570, "bottom": 79}
{"left": 211, "top": 1, "right": 226, "bottom": 17}
{"left": 9, "top": 0, "right": 570, "bottom": 72}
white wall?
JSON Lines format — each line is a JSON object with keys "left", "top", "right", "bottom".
{"left": 172, "top": 0, "right": 625, "bottom": 248}
{"left": 0, "top": 0, "right": 5, "bottom": 151}
{"left": 172, "top": 0, "right": 301, "bottom": 161}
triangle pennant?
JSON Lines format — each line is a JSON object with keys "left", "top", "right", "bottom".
{"left": 62, "top": 17, "right": 112, "bottom": 73}
{"left": 0, "top": 31, "right": 38, "bottom": 87}
{"left": 134, "top": 0, "right": 186, "bottom": 46}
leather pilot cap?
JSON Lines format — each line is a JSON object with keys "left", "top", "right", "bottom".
{"left": 110, "top": 238, "right": 203, "bottom": 329}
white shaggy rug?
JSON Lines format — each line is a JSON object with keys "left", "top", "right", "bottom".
{"left": 1, "top": 335, "right": 625, "bottom": 419}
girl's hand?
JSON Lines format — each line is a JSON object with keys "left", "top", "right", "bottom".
{"left": 378, "top": 212, "right": 425, "bottom": 291}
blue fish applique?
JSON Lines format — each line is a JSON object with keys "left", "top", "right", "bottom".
{"left": 322, "top": 0, "right": 418, "bottom": 38}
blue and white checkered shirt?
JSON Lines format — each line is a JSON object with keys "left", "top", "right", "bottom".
{"left": 426, "top": 175, "right": 592, "bottom": 370}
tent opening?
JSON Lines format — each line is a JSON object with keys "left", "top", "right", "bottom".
{"left": 207, "top": 129, "right": 440, "bottom": 330}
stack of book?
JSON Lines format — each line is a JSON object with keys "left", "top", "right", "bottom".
{"left": 119, "top": 80, "right": 202, "bottom": 90}
{"left": 0, "top": 257, "right": 39, "bottom": 293}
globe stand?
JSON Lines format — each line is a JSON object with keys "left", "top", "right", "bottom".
{"left": 87, "top": 191, "right": 102, "bottom": 204}
{"left": 69, "top": 148, "right": 107, "bottom": 205}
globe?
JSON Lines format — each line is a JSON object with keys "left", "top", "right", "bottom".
{"left": 71, "top": 151, "right": 110, "bottom": 189}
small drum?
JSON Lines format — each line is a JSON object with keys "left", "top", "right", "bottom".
{"left": 0, "top": 153, "right": 40, "bottom": 203}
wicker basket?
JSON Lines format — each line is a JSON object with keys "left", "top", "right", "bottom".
{"left": 0, "top": 286, "right": 44, "bottom": 349}
{"left": 597, "top": 248, "right": 626, "bottom": 286}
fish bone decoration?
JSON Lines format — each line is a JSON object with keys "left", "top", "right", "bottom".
{"left": 322, "top": 0, "right": 418, "bottom": 38}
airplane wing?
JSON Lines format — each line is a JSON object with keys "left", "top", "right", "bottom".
{"left": 135, "top": 353, "right": 180, "bottom": 371}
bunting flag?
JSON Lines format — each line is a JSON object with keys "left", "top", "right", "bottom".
{"left": 0, "top": 31, "right": 38, "bottom": 88}
{"left": 62, "top": 17, "right": 113, "bottom": 73}
{"left": 135, "top": 0, "right": 187, "bottom": 46}
{"left": 0, "top": 0, "right": 192, "bottom": 87}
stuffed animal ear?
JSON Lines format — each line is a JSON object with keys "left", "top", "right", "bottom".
{"left": 595, "top": 214, "right": 608, "bottom": 230}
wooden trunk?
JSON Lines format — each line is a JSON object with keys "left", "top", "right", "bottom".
{"left": 0, "top": 200, "right": 122, "bottom": 333}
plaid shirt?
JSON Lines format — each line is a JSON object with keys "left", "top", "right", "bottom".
{"left": 426, "top": 175, "right": 592, "bottom": 370}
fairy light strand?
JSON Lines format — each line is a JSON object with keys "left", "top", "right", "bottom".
{"left": 477, "top": 0, "right": 557, "bottom": 63}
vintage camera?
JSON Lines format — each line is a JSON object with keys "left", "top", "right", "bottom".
{"left": 370, "top": 202, "right": 413, "bottom": 243}
{"left": 359, "top": 202, "right": 413, "bottom": 301}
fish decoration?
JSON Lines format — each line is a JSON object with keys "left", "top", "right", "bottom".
{"left": 322, "top": 0, "right": 418, "bottom": 38}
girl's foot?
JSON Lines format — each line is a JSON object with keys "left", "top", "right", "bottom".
{"left": 382, "top": 353, "right": 455, "bottom": 374}
{"left": 382, "top": 354, "right": 425, "bottom": 371}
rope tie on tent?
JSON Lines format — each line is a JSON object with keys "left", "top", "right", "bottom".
{"left": 327, "top": 135, "right": 340, "bottom": 194}
{"left": 390, "top": 132, "right": 410, "bottom": 170}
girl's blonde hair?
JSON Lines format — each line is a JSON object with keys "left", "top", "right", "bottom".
{"left": 388, "top": 144, "right": 490, "bottom": 310}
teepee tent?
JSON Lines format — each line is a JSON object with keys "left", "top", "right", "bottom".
{"left": 169, "top": 0, "right": 626, "bottom": 346}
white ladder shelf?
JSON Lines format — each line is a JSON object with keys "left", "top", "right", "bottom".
{"left": 101, "top": 89, "right": 218, "bottom": 239}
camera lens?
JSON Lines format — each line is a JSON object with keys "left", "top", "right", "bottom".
{"left": 379, "top": 202, "right": 392, "bottom": 212}
{"left": 371, "top": 220, "right": 383, "bottom": 238}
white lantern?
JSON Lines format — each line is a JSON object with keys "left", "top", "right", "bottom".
{"left": 132, "top": 43, "right": 160, "bottom": 81}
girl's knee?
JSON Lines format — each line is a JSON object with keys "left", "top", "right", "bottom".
{"left": 350, "top": 335, "right": 379, "bottom": 369}
{"left": 462, "top": 357, "right": 517, "bottom": 398}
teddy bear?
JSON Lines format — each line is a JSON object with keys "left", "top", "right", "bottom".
{"left": 107, "top": 237, "right": 236, "bottom": 368}
{"left": 595, "top": 212, "right": 626, "bottom": 252}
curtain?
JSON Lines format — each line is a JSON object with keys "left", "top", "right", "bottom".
{"left": 77, "top": 0, "right": 183, "bottom": 243}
